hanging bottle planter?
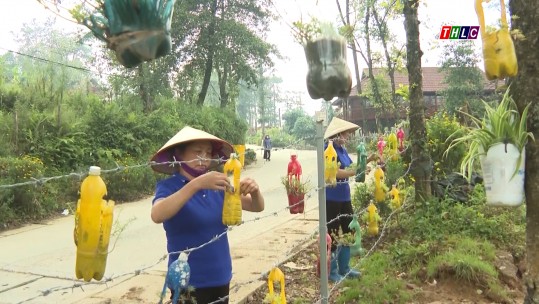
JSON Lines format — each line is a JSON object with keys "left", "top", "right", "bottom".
{"left": 348, "top": 215, "right": 364, "bottom": 256}
{"left": 285, "top": 154, "right": 306, "bottom": 214}
{"left": 158, "top": 252, "right": 190, "bottom": 304}
{"left": 302, "top": 23, "right": 352, "bottom": 101}
{"left": 316, "top": 233, "right": 332, "bottom": 278}
{"left": 324, "top": 140, "right": 339, "bottom": 187}
{"left": 397, "top": 127, "right": 405, "bottom": 152}
{"left": 481, "top": 143, "right": 525, "bottom": 206}
{"left": 446, "top": 88, "right": 533, "bottom": 207}
{"left": 355, "top": 142, "right": 368, "bottom": 183}
{"left": 475, "top": 0, "right": 517, "bottom": 80}
{"left": 83, "top": 0, "right": 176, "bottom": 68}
{"left": 267, "top": 267, "right": 287, "bottom": 304}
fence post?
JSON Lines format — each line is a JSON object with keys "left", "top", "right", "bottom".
{"left": 315, "top": 112, "right": 329, "bottom": 303}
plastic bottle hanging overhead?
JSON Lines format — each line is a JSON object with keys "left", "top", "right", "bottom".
{"left": 82, "top": 0, "right": 177, "bottom": 68}
{"left": 299, "top": 18, "right": 352, "bottom": 101}
{"left": 475, "top": 0, "right": 518, "bottom": 80}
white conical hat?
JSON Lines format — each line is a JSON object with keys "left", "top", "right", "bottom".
{"left": 324, "top": 117, "right": 360, "bottom": 139}
{"left": 150, "top": 126, "right": 234, "bottom": 174}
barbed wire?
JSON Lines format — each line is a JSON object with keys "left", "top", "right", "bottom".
{"left": 4, "top": 147, "right": 422, "bottom": 303}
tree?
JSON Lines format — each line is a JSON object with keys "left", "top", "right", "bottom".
{"left": 508, "top": 1, "right": 539, "bottom": 303}
{"left": 403, "top": 0, "right": 431, "bottom": 201}
{"left": 439, "top": 41, "right": 485, "bottom": 117}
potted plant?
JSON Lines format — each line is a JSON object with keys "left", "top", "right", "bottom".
{"left": 445, "top": 88, "right": 534, "bottom": 206}
{"left": 78, "top": 0, "right": 176, "bottom": 68}
{"left": 281, "top": 176, "right": 310, "bottom": 214}
{"left": 293, "top": 19, "right": 352, "bottom": 101}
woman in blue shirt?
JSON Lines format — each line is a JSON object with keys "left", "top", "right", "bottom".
{"left": 150, "top": 126, "right": 265, "bottom": 304}
{"left": 324, "top": 117, "right": 375, "bottom": 282}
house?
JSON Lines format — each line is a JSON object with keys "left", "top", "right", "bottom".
{"left": 332, "top": 67, "right": 497, "bottom": 133}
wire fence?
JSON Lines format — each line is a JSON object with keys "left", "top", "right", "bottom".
{"left": 0, "top": 145, "right": 417, "bottom": 304}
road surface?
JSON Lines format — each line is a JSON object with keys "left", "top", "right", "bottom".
{"left": 0, "top": 147, "right": 324, "bottom": 304}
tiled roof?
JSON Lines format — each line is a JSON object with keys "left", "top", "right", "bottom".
{"left": 348, "top": 66, "right": 496, "bottom": 96}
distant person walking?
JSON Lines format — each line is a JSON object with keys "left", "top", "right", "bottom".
{"left": 263, "top": 135, "right": 272, "bottom": 161}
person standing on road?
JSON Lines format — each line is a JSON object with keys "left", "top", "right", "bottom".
{"left": 323, "top": 117, "right": 376, "bottom": 282}
{"left": 263, "top": 135, "right": 272, "bottom": 161}
{"left": 150, "top": 126, "right": 265, "bottom": 304}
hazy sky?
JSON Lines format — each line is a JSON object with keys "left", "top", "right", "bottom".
{"left": 0, "top": 0, "right": 501, "bottom": 115}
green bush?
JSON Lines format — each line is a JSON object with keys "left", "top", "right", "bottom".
{"left": 427, "top": 113, "right": 467, "bottom": 179}
{"left": 244, "top": 148, "right": 257, "bottom": 165}
{"left": 0, "top": 156, "right": 64, "bottom": 228}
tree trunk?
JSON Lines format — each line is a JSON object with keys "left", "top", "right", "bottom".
{"left": 508, "top": 1, "right": 539, "bottom": 303}
{"left": 403, "top": 0, "right": 431, "bottom": 202}
{"left": 197, "top": 0, "right": 219, "bottom": 106}
{"left": 372, "top": 5, "right": 398, "bottom": 109}
{"left": 219, "top": 65, "right": 229, "bottom": 108}
{"left": 138, "top": 65, "right": 152, "bottom": 113}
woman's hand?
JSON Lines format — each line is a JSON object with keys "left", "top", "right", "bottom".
{"left": 194, "top": 171, "right": 231, "bottom": 191}
{"left": 239, "top": 178, "right": 260, "bottom": 196}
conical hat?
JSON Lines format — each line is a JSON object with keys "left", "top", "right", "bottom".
{"left": 150, "top": 126, "right": 234, "bottom": 174}
{"left": 324, "top": 117, "right": 360, "bottom": 139}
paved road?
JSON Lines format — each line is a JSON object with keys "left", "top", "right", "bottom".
{"left": 0, "top": 147, "right": 323, "bottom": 304}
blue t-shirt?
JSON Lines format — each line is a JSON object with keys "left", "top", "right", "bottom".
{"left": 153, "top": 173, "right": 232, "bottom": 288}
{"left": 325, "top": 142, "right": 353, "bottom": 202}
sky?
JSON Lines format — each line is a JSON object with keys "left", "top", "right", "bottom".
{"left": 0, "top": 0, "right": 502, "bottom": 115}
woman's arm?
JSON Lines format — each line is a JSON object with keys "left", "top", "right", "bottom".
{"left": 151, "top": 182, "right": 199, "bottom": 223}
{"left": 239, "top": 178, "right": 265, "bottom": 212}
{"left": 151, "top": 171, "right": 231, "bottom": 223}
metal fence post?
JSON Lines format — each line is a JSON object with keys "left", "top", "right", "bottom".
{"left": 315, "top": 112, "right": 329, "bottom": 304}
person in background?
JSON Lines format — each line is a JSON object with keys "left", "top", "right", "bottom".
{"left": 150, "top": 126, "right": 265, "bottom": 304}
{"left": 323, "top": 117, "right": 377, "bottom": 282}
{"left": 263, "top": 135, "right": 272, "bottom": 161}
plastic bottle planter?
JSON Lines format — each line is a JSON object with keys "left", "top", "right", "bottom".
{"left": 316, "top": 233, "right": 332, "bottom": 278}
{"left": 387, "top": 133, "right": 399, "bottom": 161}
{"left": 324, "top": 141, "right": 338, "bottom": 187}
{"left": 158, "top": 252, "right": 190, "bottom": 304}
{"left": 355, "top": 142, "right": 368, "bottom": 183}
{"left": 83, "top": 0, "right": 176, "bottom": 68}
{"left": 222, "top": 153, "right": 243, "bottom": 225}
{"left": 480, "top": 143, "right": 525, "bottom": 207}
{"left": 288, "top": 193, "right": 305, "bottom": 214}
{"left": 304, "top": 37, "right": 352, "bottom": 101}
{"left": 348, "top": 215, "right": 364, "bottom": 256}
{"left": 389, "top": 185, "right": 401, "bottom": 210}
{"left": 365, "top": 202, "right": 381, "bottom": 236}
{"left": 374, "top": 167, "right": 386, "bottom": 203}
{"left": 267, "top": 267, "right": 287, "bottom": 304}
{"left": 287, "top": 155, "right": 304, "bottom": 214}
{"left": 475, "top": 0, "right": 517, "bottom": 80}
{"left": 397, "top": 128, "right": 405, "bottom": 152}
{"left": 74, "top": 166, "right": 115, "bottom": 282}
{"left": 233, "top": 145, "right": 246, "bottom": 167}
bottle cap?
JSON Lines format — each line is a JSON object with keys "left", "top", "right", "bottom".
{"left": 230, "top": 153, "right": 237, "bottom": 159}
{"left": 89, "top": 166, "right": 101, "bottom": 176}
{"left": 178, "top": 252, "right": 188, "bottom": 262}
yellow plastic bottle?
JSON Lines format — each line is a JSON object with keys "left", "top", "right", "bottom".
{"left": 222, "top": 153, "right": 242, "bottom": 226}
{"left": 324, "top": 141, "right": 338, "bottom": 187}
{"left": 366, "top": 202, "right": 380, "bottom": 236}
{"left": 387, "top": 133, "right": 398, "bottom": 161}
{"left": 390, "top": 184, "right": 401, "bottom": 210}
{"left": 268, "top": 267, "right": 287, "bottom": 304}
{"left": 475, "top": 0, "right": 517, "bottom": 80}
{"left": 75, "top": 166, "right": 114, "bottom": 281}
{"left": 374, "top": 166, "right": 386, "bottom": 203}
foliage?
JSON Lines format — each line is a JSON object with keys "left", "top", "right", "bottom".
{"left": 336, "top": 253, "right": 412, "bottom": 304}
{"left": 427, "top": 113, "right": 467, "bottom": 179}
{"left": 244, "top": 148, "right": 257, "bottom": 165}
{"left": 445, "top": 88, "right": 534, "bottom": 181}
{"left": 281, "top": 176, "right": 310, "bottom": 196}
{"left": 439, "top": 41, "right": 486, "bottom": 117}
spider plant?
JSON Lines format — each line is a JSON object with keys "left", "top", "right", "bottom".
{"left": 445, "top": 87, "right": 534, "bottom": 181}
